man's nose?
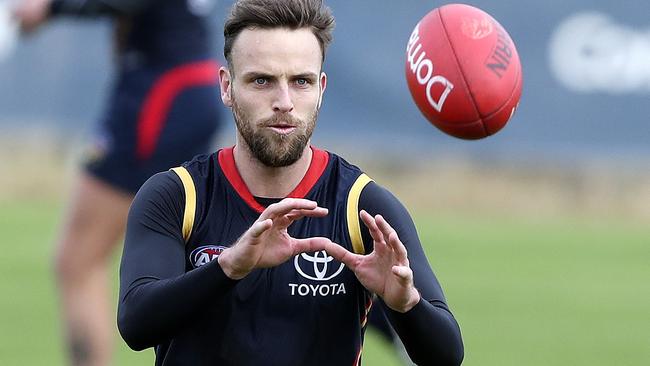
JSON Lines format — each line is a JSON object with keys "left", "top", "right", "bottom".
{"left": 272, "top": 83, "right": 294, "bottom": 113}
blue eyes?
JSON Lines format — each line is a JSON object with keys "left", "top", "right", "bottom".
{"left": 251, "top": 78, "right": 311, "bottom": 87}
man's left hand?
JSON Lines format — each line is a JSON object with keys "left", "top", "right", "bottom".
{"left": 325, "top": 210, "right": 420, "bottom": 313}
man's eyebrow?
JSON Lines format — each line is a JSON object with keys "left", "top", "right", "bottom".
{"left": 240, "top": 71, "right": 319, "bottom": 80}
{"left": 292, "top": 72, "right": 319, "bottom": 79}
{"left": 241, "top": 71, "right": 275, "bottom": 80}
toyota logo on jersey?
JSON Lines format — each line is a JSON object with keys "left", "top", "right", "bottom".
{"left": 190, "top": 245, "right": 226, "bottom": 268}
{"left": 294, "top": 250, "right": 345, "bottom": 281}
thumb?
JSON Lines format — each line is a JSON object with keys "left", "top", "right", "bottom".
{"left": 391, "top": 265, "right": 413, "bottom": 285}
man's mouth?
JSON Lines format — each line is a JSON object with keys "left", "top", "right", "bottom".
{"left": 267, "top": 123, "right": 296, "bottom": 135}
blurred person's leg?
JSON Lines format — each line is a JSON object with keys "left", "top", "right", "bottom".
{"left": 51, "top": 63, "right": 221, "bottom": 365}
{"left": 368, "top": 302, "right": 396, "bottom": 343}
{"left": 53, "top": 172, "right": 132, "bottom": 366}
{"left": 368, "top": 302, "right": 416, "bottom": 366}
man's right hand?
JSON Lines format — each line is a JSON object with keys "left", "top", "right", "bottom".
{"left": 217, "top": 198, "right": 333, "bottom": 280}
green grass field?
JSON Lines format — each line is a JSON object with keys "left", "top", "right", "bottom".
{"left": 1, "top": 199, "right": 648, "bottom": 365}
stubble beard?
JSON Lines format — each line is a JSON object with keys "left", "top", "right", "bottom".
{"left": 232, "top": 95, "right": 318, "bottom": 168}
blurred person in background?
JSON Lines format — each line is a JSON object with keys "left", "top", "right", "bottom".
{"left": 13, "top": 0, "right": 223, "bottom": 365}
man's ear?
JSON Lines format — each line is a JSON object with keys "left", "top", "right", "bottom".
{"left": 219, "top": 66, "right": 233, "bottom": 107}
{"left": 317, "top": 71, "right": 327, "bottom": 109}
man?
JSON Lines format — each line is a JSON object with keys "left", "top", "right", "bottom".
{"left": 13, "top": 0, "right": 222, "bottom": 365}
{"left": 118, "top": 0, "right": 464, "bottom": 365}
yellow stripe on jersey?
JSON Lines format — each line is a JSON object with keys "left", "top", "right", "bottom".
{"left": 346, "top": 173, "right": 373, "bottom": 255}
{"left": 171, "top": 167, "right": 196, "bottom": 243}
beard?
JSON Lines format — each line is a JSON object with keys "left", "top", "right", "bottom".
{"left": 232, "top": 95, "right": 318, "bottom": 168}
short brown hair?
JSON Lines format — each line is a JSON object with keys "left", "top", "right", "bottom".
{"left": 224, "top": 0, "right": 335, "bottom": 67}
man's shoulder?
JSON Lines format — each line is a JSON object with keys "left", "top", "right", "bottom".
{"left": 180, "top": 151, "right": 219, "bottom": 179}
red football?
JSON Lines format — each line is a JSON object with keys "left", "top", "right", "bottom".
{"left": 405, "top": 3, "right": 522, "bottom": 139}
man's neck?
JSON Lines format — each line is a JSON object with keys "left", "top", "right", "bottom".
{"left": 233, "top": 142, "right": 313, "bottom": 198}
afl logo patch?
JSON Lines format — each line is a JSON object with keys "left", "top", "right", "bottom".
{"left": 294, "top": 250, "right": 345, "bottom": 281}
{"left": 190, "top": 245, "right": 226, "bottom": 268}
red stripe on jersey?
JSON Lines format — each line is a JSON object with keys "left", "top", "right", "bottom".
{"left": 136, "top": 60, "right": 220, "bottom": 160}
{"left": 354, "top": 295, "right": 374, "bottom": 366}
{"left": 353, "top": 348, "right": 362, "bottom": 366}
{"left": 288, "top": 147, "right": 328, "bottom": 198}
{"left": 218, "top": 146, "right": 329, "bottom": 213}
{"left": 218, "top": 147, "right": 266, "bottom": 213}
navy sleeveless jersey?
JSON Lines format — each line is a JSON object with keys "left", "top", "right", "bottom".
{"left": 160, "top": 147, "right": 372, "bottom": 365}
{"left": 120, "top": 146, "right": 464, "bottom": 365}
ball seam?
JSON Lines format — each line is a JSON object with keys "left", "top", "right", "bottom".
{"left": 437, "top": 6, "right": 488, "bottom": 137}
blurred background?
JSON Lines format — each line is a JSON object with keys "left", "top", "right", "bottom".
{"left": 1, "top": 0, "right": 649, "bottom": 365}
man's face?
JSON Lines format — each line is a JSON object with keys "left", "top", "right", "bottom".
{"left": 220, "top": 27, "right": 327, "bottom": 167}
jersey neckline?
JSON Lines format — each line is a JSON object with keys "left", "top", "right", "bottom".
{"left": 218, "top": 146, "right": 330, "bottom": 213}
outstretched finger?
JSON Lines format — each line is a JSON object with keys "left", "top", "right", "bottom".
{"left": 292, "top": 237, "right": 334, "bottom": 255}
{"left": 360, "top": 210, "right": 386, "bottom": 247}
{"left": 387, "top": 230, "right": 409, "bottom": 263}
{"left": 374, "top": 214, "right": 396, "bottom": 241}
{"left": 375, "top": 215, "right": 408, "bottom": 262}
{"left": 261, "top": 198, "right": 320, "bottom": 220}
{"left": 274, "top": 207, "right": 329, "bottom": 229}
{"left": 249, "top": 218, "right": 273, "bottom": 238}
{"left": 285, "top": 207, "right": 329, "bottom": 221}
{"left": 322, "top": 240, "right": 362, "bottom": 271}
